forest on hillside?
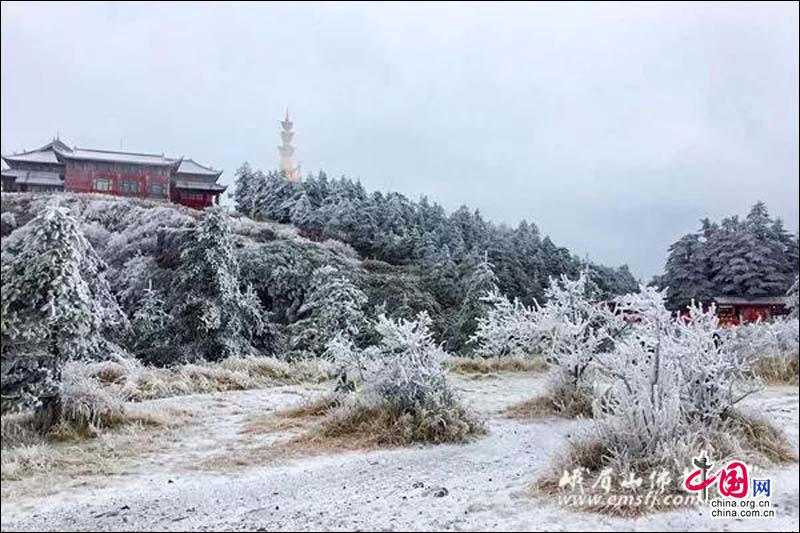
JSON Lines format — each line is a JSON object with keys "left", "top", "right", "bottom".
{"left": 0, "top": 178, "right": 634, "bottom": 415}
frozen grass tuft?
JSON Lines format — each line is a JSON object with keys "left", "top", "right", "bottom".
{"left": 445, "top": 355, "right": 547, "bottom": 376}
{"left": 753, "top": 351, "right": 799, "bottom": 385}
{"left": 504, "top": 387, "right": 593, "bottom": 420}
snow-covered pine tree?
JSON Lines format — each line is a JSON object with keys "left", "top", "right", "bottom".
{"left": 1, "top": 202, "right": 125, "bottom": 426}
{"left": 289, "top": 265, "right": 368, "bottom": 357}
{"left": 451, "top": 251, "right": 498, "bottom": 353}
{"left": 233, "top": 162, "right": 256, "bottom": 215}
{"left": 290, "top": 191, "right": 323, "bottom": 238}
{"left": 739, "top": 202, "right": 788, "bottom": 296}
{"left": 171, "top": 207, "right": 272, "bottom": 362}
{"left": 252, "top": 170, "right": 299, "bottom": 223}
{"left": 664, "top": 233, "right": 709, "bottom": 308}
{"left": 129, "top": 282, "right": 171, "bottom": 364}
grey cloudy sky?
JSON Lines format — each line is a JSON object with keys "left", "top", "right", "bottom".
{"left": 2, "top": 1, "right": 798, "bottom": 279}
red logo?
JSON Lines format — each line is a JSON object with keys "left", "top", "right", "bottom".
{"left": 684, "top": 452, "right": 749, "bottom": 499}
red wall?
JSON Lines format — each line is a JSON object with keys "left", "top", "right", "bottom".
{"left": 63, "top": 162, "right": 220, "bottom": 209}
{"left": 171, "top": 187, "right": 217, "bottom": 209}
{"left": 64, "top": 163, "right": 171, "bottom": 200}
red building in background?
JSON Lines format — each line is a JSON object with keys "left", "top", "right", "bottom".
{"left": 712, "top": 296, "right": 791, "bottom": 326}
{"left": 1, "top": 139, "right": 226, "bottom": 209}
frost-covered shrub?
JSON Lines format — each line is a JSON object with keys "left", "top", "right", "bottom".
{"left": 318, "top": 238, "right": 360, "bottom": 260}
{"left": 0, "top": 211, "right": 17, "bottom": 237}
{"left": 470, "top": 290, "right": 539, "bottom": 358}
{"left": 473, "top": 273, "right": 617, "bottom": 414}
{"left": 725, "top": 317, "right": 799, "bottom": 385}
{"left": 322, "top": 312, "right": 482, "bottom": 444}
{"left": 788, "top": 275, "right": 799, "bottom": 318}
{"left": 590, "top": 288, "right": 768, "bottom": 478}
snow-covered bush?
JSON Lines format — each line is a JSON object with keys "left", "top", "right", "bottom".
{"left": 289, "top": 266, "right": 368, "bottom": 357}
{"left": 725, "top": 317, "right": 799, "bottom": 384}
{"left": 321, "top": 312, "right": 482, "bottom": 444}
{"left": 318, "top": 238, "right": 360, "bottom": 260}
{"left": 473, "top": 272, "right": 618, "bottom": 415}
{"left": 0, "top": 211, "right": 17, "bottom": 236}
{"left": 585, "top": 288, "right": 774, "bottom": 481}
{"left": 539, "top": 287, "right": 794, "bottom": 509}
{"left": 470, "top": 290, "right": 539, "bottom": 358}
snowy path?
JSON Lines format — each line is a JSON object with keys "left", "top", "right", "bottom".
{"left": 1, "top": 375, "right": 798, "bottom": 532}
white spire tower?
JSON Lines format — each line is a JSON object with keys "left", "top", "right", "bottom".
{"left": 278, "top": 109, "right": 301, "bottom": 182}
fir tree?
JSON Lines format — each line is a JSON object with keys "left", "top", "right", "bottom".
{"left": 289, "top": 266, "right": 368, "bottom": 356}
{"left": 172, "top": 208, "right": 271, "bottom": 362}
{"left": 233, "top": 162, "right": 256, "bottom": 215}
{"left": 1, "top": 202, "right": 125, "bottom": 426}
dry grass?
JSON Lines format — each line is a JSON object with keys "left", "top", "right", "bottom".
{"left": 505, "top": 390, "right": 593, "bottom": 421}
{"left": 753, "top": 352, "right": 799, "bottom": 385}
{"left": 2, "top": 364, "right": 186, "bottom": 487}
{"left": 313, "top": 400, "right": 484, "bottom": 447}
{"left": 723, "top": 410, "right": 797, "bottom": 464}
{"left": 242, "top": 395, "right": 339, "bottom": 434}
{"left": 80, "top": 356, "right": 334, "bottom": 402}
{"left": 446, "top": 356, "right": 547, "bottom": 376}
{"left": 1, "top": 408, "right": 182, "bottom": 488}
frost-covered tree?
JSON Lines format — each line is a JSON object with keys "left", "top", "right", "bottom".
{"left": 470, "top": 290, "right": 539, "bottom": 358}
{"left": 471, "top": 272, "right": 621, "bottom": 412}
{"left": 451, "top": 251, "right": 498, "bottom": 352}
{"left": 1, "top": 203, "right": 125, "bottom": 425}
{"left": 532, "top": 273, "right": 618, "bottom": 410}
{"left": 128, "top": 282, "right": 172, "bottom": 365}
{"left": 171, "top": 208, "right": 272, "bottom": 362}
{"left": 290, "top": 265, "right": 368, "bottom": 356}
{"left": 661, "top": 203, "right": 798, "bottom": 307}
{"left": 233, "top": 162, "right": 257, "bottom": 215}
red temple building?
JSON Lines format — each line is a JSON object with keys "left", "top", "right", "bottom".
{"left": 711, "top": 295, "right": 791, "bottom": 326}
{"left": 1, "top": 139, "right": 226, "bottom": 209}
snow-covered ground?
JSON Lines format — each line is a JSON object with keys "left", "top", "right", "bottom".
{"left": 1, "top": 374, "right": 798, "bottom": 532}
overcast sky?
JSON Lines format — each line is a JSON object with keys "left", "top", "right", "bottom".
{"left": 2, "top": 1, "right": 798, "bottom": 278}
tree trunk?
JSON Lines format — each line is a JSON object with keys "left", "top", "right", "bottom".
{"left": 34, "top": 393, "right": 62, "bottom": 432}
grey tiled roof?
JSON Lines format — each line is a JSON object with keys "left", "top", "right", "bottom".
{"left": 177, "top": 158, "right": 222, "bottom": 176}
{"left": 63, "top": 147, "right": 178, "bottom": 166}
{"left": 1, "top": 169, "right": 64, "bottom": 187}
{"left": 3, "top": 148, "right": 61, "bottom": 164}
{"left": 713, "top": 296, "right": 789, "bottom": 306}
{"left": 172, "top": 179, "right": 227, "bottom": 192}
